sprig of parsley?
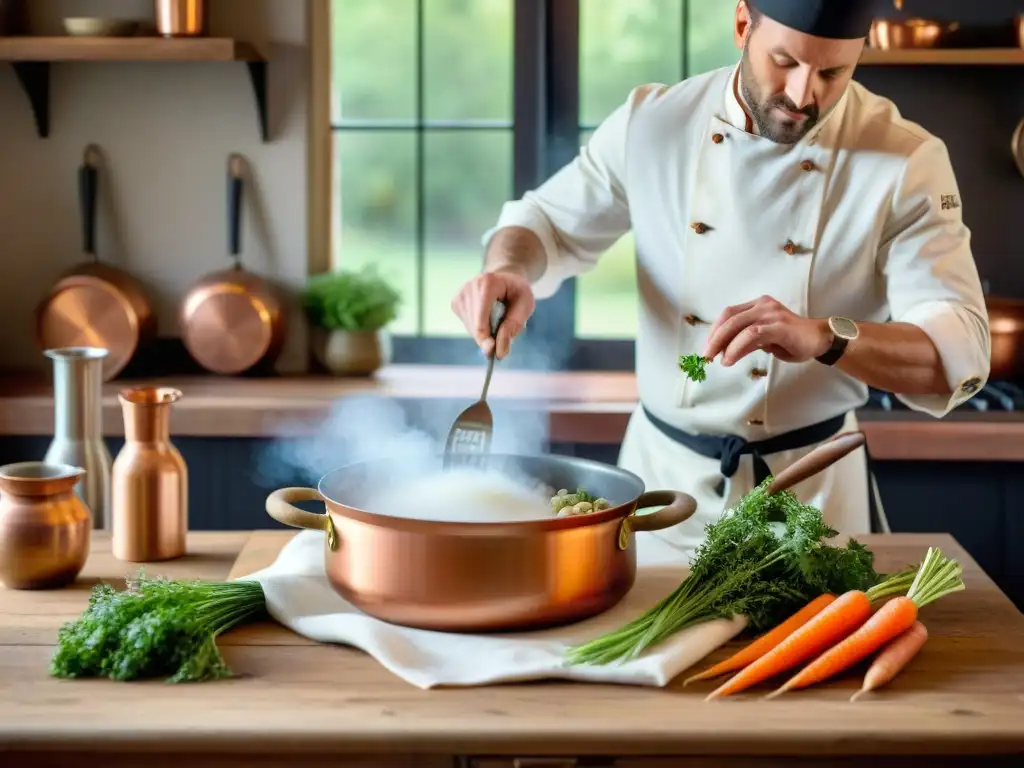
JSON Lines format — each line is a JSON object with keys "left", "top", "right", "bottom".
{"left": 50, "top": 572, "right": 267, "bottom": 683}
{"left": 678, "top": 354, "right": 709, "bottom": 383}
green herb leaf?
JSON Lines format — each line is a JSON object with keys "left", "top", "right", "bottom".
{"left": 50, "top": 572, "right": 267, "bottom": 684}
{"left": 678, "top": 354, "right": 709, "bottom": 383}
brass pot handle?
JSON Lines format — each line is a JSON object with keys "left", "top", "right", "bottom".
{"left": 630, "top": 490, "right": 698, "bottom": 532}
{"left": 766, "top": 431, "right": 866, "bottom": 496}
{"left": 265, "top": 487, "right": 339, "bottom": 550}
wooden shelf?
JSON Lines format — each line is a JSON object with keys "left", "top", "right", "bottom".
{"left": 860, "top": 47, "right": 1024, "bottom": 66}
{"left": 0, "top": 36, "right": 267, "bottom": 140}
{"left": 0, "top": 36, "right": 261, "bottom": 61}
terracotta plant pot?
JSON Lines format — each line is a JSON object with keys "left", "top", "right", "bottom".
{"left": 311, "top": 327, "right": 392, "bottom": 376}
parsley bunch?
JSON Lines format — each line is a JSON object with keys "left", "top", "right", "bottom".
{"left": 50, "top": 573, "right": 267, "bottom": 683}
{"left": 565, "top": 478, "right": 882, "bottom": 666}
{"left": 678, "top": 354, "right": 709, "bottom": 383}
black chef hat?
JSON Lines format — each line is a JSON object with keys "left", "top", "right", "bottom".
{"left": 748, "top": 0, "right": 875, "bottom": 40}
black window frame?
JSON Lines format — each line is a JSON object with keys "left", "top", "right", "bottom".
{"left": 331, "top": 0, "right": 697, "bottom": 372}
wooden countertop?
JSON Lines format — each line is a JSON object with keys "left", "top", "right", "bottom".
{"left": 3, "top": 531, "right": 1024, "bottom": 764}
{"left": 1, "top": 366, "right": 1023, "bottom": 461}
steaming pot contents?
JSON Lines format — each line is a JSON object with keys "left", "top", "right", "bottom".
{"left": 361, "top": 467, "right": 612, "bottom": 523}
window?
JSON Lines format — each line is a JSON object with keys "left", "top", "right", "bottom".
{"left": 329, "top": 0, "right": 737, "bottom": 368}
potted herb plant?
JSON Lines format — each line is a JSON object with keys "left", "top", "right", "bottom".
{"left": 302, "top": 267, "right": 401, "bottom": 376}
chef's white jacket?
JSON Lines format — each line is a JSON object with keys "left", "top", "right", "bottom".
{"left": 483, "top": 63, "right": 991, "bottom": 557}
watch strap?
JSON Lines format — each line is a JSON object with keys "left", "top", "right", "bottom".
{"left": 816, "top": 333, "right": 848, "bottom": 366}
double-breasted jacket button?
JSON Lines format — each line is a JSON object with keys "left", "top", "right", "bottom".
{"left": 959, "top": 376, "right": 982, "bottom": 396}
{"left": 800, "top": 160, "right": 815, "bottom": 172}
{"left": 684, "top": 314, "right": 705, "bottom": 326}
{"left": 783, "top": 239, "right": 798, "bottom": 255}
{"left": 691, "top": 222, "right": 709, "bottom": 235}
{"left": 750, "top": 367, "right": 768, "bottom": 380}
{"left": 712, "top": 133, "right": 724, "bottom": 144}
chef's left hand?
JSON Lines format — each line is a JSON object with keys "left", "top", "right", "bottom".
{"left": 702, "top": 295, "right": 831, "bottom": 367}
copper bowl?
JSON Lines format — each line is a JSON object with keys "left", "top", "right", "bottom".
{"left": 265, "top": 453, "right": 697, "bottom": 633}
{"left": 987, "top": 296, "right": 1024, "bottom": 381}
{"left": 869, "top": 18, "right": 959, "bottom": 49}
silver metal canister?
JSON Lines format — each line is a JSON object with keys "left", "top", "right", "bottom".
{"left": 43, "top": 347, "right": 112, "bottom": 530}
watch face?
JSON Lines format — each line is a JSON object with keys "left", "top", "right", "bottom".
{"left": 830, "top": 316, "right": 859, "bottom": 340}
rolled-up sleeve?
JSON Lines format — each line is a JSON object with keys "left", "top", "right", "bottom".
{"left": 481, "top": 85, "right": 660, "bottom": 299}
{"left": 879, "top": 137, "right": 991, "bottom": 416}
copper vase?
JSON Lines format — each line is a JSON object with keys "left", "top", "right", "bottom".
{"left": 112, "top": 387, "right": 188, "bottom": 562}
{"left": 0, "top": 462, "right": 91, "bottom": 590}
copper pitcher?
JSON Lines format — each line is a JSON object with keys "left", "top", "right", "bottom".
{"left": 112, "top": 387, "right": 188, "bottom": 562}
{"left": 0, "top": 462, "right": 91, "bottom": 590}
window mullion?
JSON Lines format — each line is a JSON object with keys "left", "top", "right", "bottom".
{"left": 506, "top": 0, "right": 578, "bottom": 370}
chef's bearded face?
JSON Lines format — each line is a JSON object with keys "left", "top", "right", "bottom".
{"left": 736, "top": 3, "right": 864, "bottom": 144}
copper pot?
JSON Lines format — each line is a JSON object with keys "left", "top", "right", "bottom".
{"left": 869, "top": 19, "right": 959, "bottom": 49}
{"left": 987, "top": 296, "right": 1024, "bottom": 381}
{"left": 155, "top": 0, "right": 206, "bottom": 37}
{"left": 179, "top": 154, "right": 286, "bottom": 375}
{"left": 266, "top": 453, "right": 695, "bottom": 632}
{"left": 264, "top": 435, "right": 865, "bottom": 633}
{"left": 36, "top": 145, "right": 156, "bottom": 381}
{"left": 0, "top": 462, "right": 91, "bottom": 590}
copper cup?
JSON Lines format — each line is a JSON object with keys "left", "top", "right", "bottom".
{"left": 155, "top": 0, "right": 206, "bottom": 37}
{"left": 0, "top": 462, "right": 91, "bottom": 590}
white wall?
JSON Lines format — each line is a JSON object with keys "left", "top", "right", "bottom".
{"left": 0, "top": 0, "right": 311, "bottom": 373}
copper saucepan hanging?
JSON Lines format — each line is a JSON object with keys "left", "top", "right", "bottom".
{"left": 179, "top": 154, "right": 286, "bottom": 375}
{"left": 36, "top": 145, "right": 156, "bottom": 381}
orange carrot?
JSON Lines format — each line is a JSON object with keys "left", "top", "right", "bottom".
{"left": 705, "top": 589, "right": 874, "bottom": 700}
{"left": 683, "top": 594, "right": 836, "bottom": 687}
{"left": 766, "top": 547, "right": 963, "bottom": 699}
{"left": 850, "top": 621, "right": 928, "bottom": 702}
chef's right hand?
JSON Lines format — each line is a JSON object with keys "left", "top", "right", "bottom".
{"left": 451, "top": 269, "right": 535, "bottom": 360}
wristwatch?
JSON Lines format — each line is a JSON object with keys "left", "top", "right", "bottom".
{"left": 816, "top": 316, "right": 859, "bottom": 366}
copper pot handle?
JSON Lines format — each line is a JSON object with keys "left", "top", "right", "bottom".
{"left": 766, "top": 431, "right": 866, "bottom": 496}
{"left": 630, "top": 490, "right": 698, "bottom": 532}
{"left": 265, "top": 487, "right": 339, "bottom": 550}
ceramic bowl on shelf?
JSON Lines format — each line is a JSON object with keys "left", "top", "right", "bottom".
{"left": 63, "top": 17, "right": 140, "bottom": 37}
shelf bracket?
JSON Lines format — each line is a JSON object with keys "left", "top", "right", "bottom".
{"left": 10, "top": 61, "right": 50, "bottom": 138}
{"left": 245, "top": 60, "right": 269, "bottom": 142}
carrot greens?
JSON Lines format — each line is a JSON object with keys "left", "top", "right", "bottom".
{"left": 50, "top": 572, "right": 267, "bottom": 683}
{"left": 565, "top": 477, "right": 886, "bottom": 666}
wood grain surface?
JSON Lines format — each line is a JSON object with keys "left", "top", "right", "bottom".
{"left": 1, "top": 368, "right": 1021, "bottom": 460}
{"left": 2, "top": 531, "right": 1024, "bottom": 763}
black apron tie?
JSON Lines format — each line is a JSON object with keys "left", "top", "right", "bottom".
{"left": 640, "top": 405, "right": 884, "bottom": 532}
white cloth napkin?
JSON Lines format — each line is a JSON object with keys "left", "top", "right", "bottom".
{"left": 239, "top": 530, "right": 747, "bottom": 689}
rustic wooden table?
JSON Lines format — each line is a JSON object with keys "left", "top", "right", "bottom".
{"left": 2, "top": 531, "right": 1023, "bottom": 767}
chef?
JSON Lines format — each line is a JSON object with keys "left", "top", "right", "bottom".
{"left": 450, "top": 0, "right": 990, "bottom": 557}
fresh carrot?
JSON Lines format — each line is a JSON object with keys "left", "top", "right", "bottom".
{"left": 683, "top": 594, "right": 837, "bottom": 687}
{"left": 850, "top": 621, "right": 929, "bottom": 702}
{"left": 705, "top": 567, "right": 916, "bottom": 700}
{"left": 766, "top": 548, "right": 962, "bottom": 699}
